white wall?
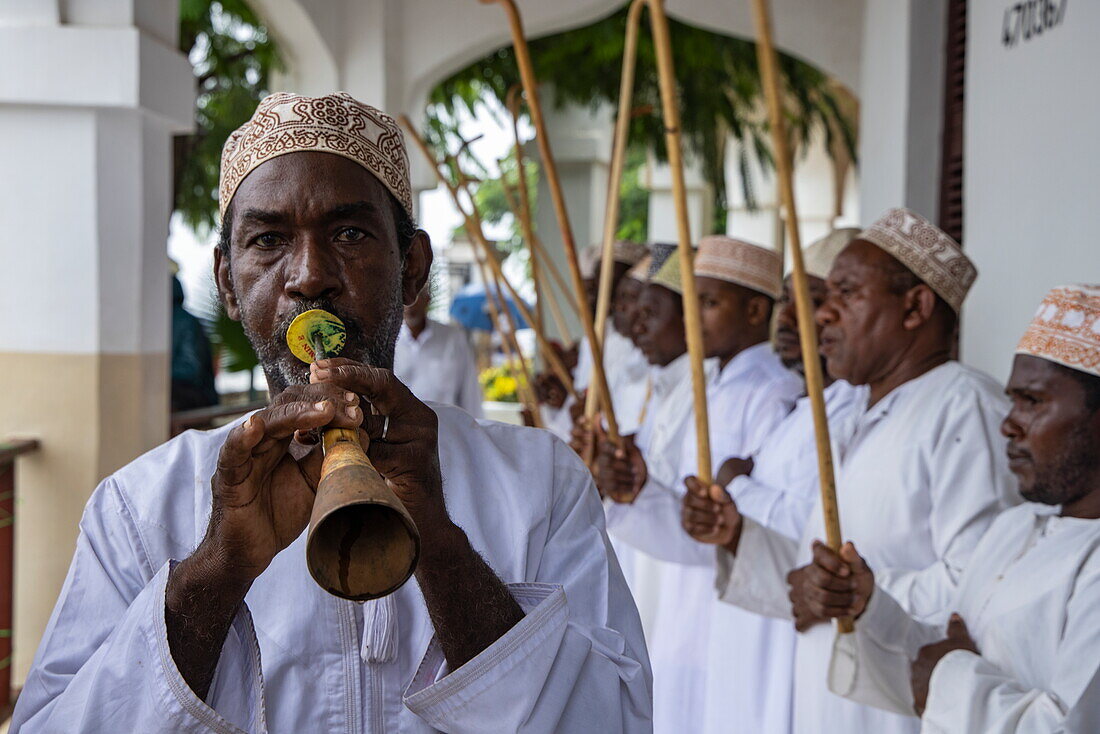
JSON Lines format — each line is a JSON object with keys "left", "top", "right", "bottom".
{"left": 962, "top": 0, "right": 1098, "bottom": 381}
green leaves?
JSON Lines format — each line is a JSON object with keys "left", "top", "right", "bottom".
{"left": 426, "top": 4, "right": 856, "bottom": 234}
{"left": 174, "top": 0, "right": 282, "bottom": 236}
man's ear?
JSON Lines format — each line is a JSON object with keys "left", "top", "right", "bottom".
{"left": 746, "top": 294, "right": 773, "bottom": 327}
{"left": 902, "top": 284, "right": 937, "bottom": 331}
{"left": 401, "top": 230, "right": 434, "bottom": 306}
{"left": 213, "top": 247, "right": 241, "bottom": 321}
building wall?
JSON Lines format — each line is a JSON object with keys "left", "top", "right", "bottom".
{"left": 961, "top": 0, "right": 1096, "bottom": 381}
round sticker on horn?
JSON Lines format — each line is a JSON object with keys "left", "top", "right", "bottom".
{"left": 286, "top": 309, "right": 347, "bottom": 363}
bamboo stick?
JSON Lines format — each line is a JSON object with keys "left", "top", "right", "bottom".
{"left": 646, "top": 0, "right": 712, "bottom": 484}
{"left": 482, "top": 0, "right": 621, "bottom": 444}
{"left": 583, "top": 0, "right": 646, "bottom": 425}
{"left": 401, "top": 116, "right": 581, "bottom": 401}
{"left": 749, "top": 0, "right": 851, "bottom": 633}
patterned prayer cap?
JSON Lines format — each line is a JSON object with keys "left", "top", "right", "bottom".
{"left": 1016, "top": 285, "right": 1100, "bottom": 378}
{"left": 647, "top": 243, "right": 678, "bottom": 277}
{"left": 626, "top": 255, "right": 653, "bottom": 283}
{"left": 219, "top": 92, "right": 413, "bottom": 218}
{"left": 614, "top": 240, "right": 650, "bottom": 266}
{"left": 802, "top": 228, "right": 861, "bottom": 280}
{"left": 649, "top": 250, "right": 685, "bottom": 296}
{"left": 694, "top": 236, "right": 782, "bottom": 299}
{"left": 858, "top": 208, "right": 976, "bottom": 313}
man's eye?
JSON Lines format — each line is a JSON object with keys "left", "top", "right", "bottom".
{"left": 254, "top": 233, "right": 286, "bottom": 248}
{"left": 335, "top": 227, "right": 366, "bottom": 243}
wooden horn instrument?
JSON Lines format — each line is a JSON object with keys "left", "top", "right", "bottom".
{"left": 286, "top": 309, "right": 420, "bottom": 601}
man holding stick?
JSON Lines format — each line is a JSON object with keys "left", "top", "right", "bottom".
{"left": 803, "top": 285, "right": 1100, "bottom": 733}
{"left": 600, "top": 238, "right": 802, "bottom": 733}
{"left": 683, "top": 208, "right": 1018, "bottom": 734}
{"left": 680, "top": 229, "right": 865, "bottom": 734}
{"left": 12, "top": 92, "right": 651, "bottom": 733}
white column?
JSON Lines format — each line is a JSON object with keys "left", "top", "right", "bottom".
{"left": 0, "top": 2, "right": 193, "bottom": 681}
{"left": 527, "top": 95, "right": 614, "bottom": 342}
{"left": 645, "top": 150, "right": 712, "bottom": 245}
{"left": 858, "top": 0, "right": 947, "bottom": 221}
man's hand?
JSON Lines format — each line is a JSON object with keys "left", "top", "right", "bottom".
{"left": 786, "top": 564, "right": 829, "bottom": 633}
{"left": 570, "top": 415, "right": 596, "bottom": 461}
{"left": 596, "top": 434, "right": 646, "bottom": 503}
{"left": 167, "top": 382, "right": 361, "bottom": 699}
{"left": 681, "top": 477, "right": 743, "bottom": 552}
{"left": 311, "top": 358, "right": 453, "bottom": 541}
{"left": 311, "top": 358, "right": 524, "bottom": 670}
{"left": 911, "top": 614, "right": 979, "bottom": 716}
{"left": 202, "top": 383, "right": 363, "bottom": 583}
{"left": 534, "top": 372, "right": 567, "bottom": 410}
{"left": 798, "top": 541, "right": 875, "bottom": 621}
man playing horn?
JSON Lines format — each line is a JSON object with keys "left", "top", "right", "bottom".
{"left": 12, "top": 92, "right": 651, "bottom": 733}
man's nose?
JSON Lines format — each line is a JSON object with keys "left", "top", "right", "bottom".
{"left": 777, "top": 301, "right": 797, "bottom": 329}
{"left": 284, "top": 238, "right": 340, "bottom": 302}
{"left": 1001, "top": 411, "right": 1024, "bottom": 441}
{"left": 815, "top": 297, "right": 838, "bottom": 327}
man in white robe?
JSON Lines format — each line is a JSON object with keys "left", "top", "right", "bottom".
{"left": 11, "top": 92, "right": 651, "bottom": 734}
{"left": 394, "top": 284, "right": 483, "bottom": 417}
{"left": 589, "top": 245, "right": 693, "bottom": 638}
{"left": 682, "top": 208, "right": 1019, "bottom": 734}
{"left": 678, "top": 229, "right": 865, "bottom": 734}
{"left": 600, "top": 238, "right": 802, "bottom": 733}
{"left": 805, "top": 284, "right": 1100, "bottom": 733}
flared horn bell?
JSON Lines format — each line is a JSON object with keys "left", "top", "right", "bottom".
{"left": 305, "top": 430, "right": 420, "bottom": 601}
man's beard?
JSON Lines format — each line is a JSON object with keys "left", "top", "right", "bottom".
{"left": 240, "top": 286, "right": 403, "bottom": 395}
{"left": 1020, "top": 422, "right": 1097, "bottom": 507}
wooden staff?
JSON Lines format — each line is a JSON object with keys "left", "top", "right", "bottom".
{"left": 401, "top": 116, "right": 581, "bottom": 401}
{"left": 482, "top": 0, "right": 622, "bottom": 444}
{"left": 583, "top": 0, "right": 646, "bottom": 425}
{"left": 645, "top": 0, "right": 712, "bottom": 484}
{"left": 749, "top": 0, "right": 850, "bottom": 633}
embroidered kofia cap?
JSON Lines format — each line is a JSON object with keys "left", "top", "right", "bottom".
{"left": 694, "top": 235, "right": 782, "bottom": 299}
{"left": 219, "top": 92, "right": 413, "bottom": 218}
{"left": 1016, "top": 285, "right": 1100, "bottom": 378}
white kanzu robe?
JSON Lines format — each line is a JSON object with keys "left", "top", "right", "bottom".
{"left": 608, "top": 352, "right": 702, "bottom": 640}
{"left": 607, "top": 343, "right": 802, "bottom": 734}
{"left": 12, "top": 405, "right": 652, "bottom": 733}
{"left": 716, "top": 361, "right": 1019, "bottom": 734}
{"left": 394, "top": 320, "right": 483, "bottom": 417}
{"left": 829, "top": 503, "right": 1100, "bottom": 733}
{"left": 698, "top": 379, "right": 865, "bottom": 734}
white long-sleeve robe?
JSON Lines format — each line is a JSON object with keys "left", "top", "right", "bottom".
{"left": 696, "top": 379, "right": 865, "bottom": 734}
{"left": 716, "top": 361, "right": 1019, "bottom": 734}
{"left": 394, "top": 320, "right": 484, "bottom": 417}
{"left": 607, "top": 343, "right": 802, "bottom": 734}
{"left": 12, "top": 405, "right": 652, "bottom": 733}
{"left": 828, "top": 503, "right": 1100, "bottom": 733}
{"left": 608, "top": 352, "right": 702, "bottom": 639}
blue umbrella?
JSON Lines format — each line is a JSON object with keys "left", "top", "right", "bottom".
{"left": 449, "top": 282, "right": 530, "bottom": 333}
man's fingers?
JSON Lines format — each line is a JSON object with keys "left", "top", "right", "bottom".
{"left": 840, "top": 541, "right": 870, "bottom": 573}
{"left": 806, "top": 564, "right": 856, "bottom": 593}
{"left": 708, "top": 484, "right": 732, "bottom": 504}
{"left": 812, "top": 540, "right": 850, "bottom": 577}
{"left": 312, "top": 359, "right": 417, "bottom": 417}
{"left": 683, "top": 506, "right": 720, "bottom": 526}
{"left": 216, "top": 415, "right": 267, "bottom": 484}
